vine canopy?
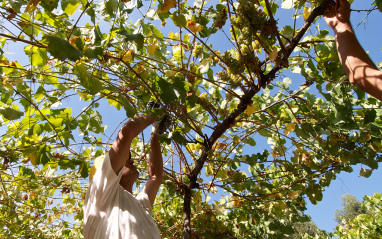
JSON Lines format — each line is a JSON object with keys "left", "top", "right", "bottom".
{"left": 0, "top": 0, "right": 381, "bottom": 238}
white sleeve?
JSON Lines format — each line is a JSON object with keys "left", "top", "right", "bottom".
{"left": 86, "top": 153, "right": 124, "bottom": 209}
{"left": 136, "top": 190, "right": 154, "bottom": 217}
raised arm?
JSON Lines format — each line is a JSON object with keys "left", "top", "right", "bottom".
{"left": 109, "top": 114, "right": 156, "bottom": 174}
{"left": 324, "top": 0, "right": 382, "bottom": 101}
{"left": 144, "top": 133, "right": 163, "bottom": 207}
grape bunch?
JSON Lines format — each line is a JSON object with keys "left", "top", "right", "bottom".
{"left": 231, "top": 0, "right": 275, "bottom": 46}
{"left": 192, "top": 42, "right": 203, "bottom": 58}
{"left": 217, "top": 71, "right": 231, "bottom": 82}
{"left": 236, "top": 45, "right": 253, "bottom": 64}
{"left": 222, "top": 51, "right": 245, "bottom": 76}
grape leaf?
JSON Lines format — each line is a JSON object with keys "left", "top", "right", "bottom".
{"left": 0, "top": 107, "right": 24, "bottom": 120}
{"left": 74, "top": 63, "right": 103, "bottom": 95}
{"left": 44, "top": 35, "right": 83, "bottom": 61}
{"left": 61, "top": 0, "right": 81, "bottom": 16}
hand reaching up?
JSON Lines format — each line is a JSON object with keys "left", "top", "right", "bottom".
{"left": 324, "top": 0, "right": 351, "bottom": 31}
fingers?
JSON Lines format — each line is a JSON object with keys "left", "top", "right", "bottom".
{"left": 324, "top": 0, "right": 336, "bottom": 17}
{"left": 338, "top": 0, "right": 351, "bottom": 11}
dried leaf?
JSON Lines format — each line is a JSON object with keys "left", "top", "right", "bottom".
{"left": 25, "top": 0, "right": 41, "bottom": 13}
{"left": 269, "top": 46, "right": 278, "bottom": 62}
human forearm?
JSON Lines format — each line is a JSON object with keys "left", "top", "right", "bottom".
{"left": 148, "top": 134, "right": 163, "bottom": 180}
{"left": 144, "top": 134, "right": 163, "bottom": 206}
{"left": 109, "top": 114, "right": 156, "bottom": 174}
{"left": 334, "top": 23, "right": 382, "bottom": 100}
{"left": 334, "top": 22, "right": 378, "bottom": 79}
{"left": 324, "top": 0, "right": 382, "bottom": 100}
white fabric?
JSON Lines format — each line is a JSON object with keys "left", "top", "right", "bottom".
{"left": 83, "top": 153, "right": 161, "bottom": 239}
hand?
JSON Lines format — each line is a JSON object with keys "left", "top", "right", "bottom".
{"left": 324, "top": 0, "right": 351, "bottom": 30}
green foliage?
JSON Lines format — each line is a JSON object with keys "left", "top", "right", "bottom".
{"left": 0, "top": 107, "right": 24, "bottom": 120}
{"left": 334, "top": 193, "right": 367, "bottom": 226}
{"left": 332, "top": 193, "right": 382, "bottom": 238}
{"left": 291, "top": 220, "right": 328, "bottom": 239}
{"left": 44, "top": 35, "right": 83, "bottom": 61}
{"left": 0, "top": 0, "right": 381, "bottom": 238}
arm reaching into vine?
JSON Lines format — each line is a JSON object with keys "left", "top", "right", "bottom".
{"left": 324, "top": 0, "right": 382, "bottom": 101}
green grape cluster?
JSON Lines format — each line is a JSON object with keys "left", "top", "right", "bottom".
{"left": 217, "top": 71, "right": 231, "bottom": 82}
{"left": 231, "top": 0, "right": 275, "bottom": 46}
{"left": 236, "top": 45, "right": 253, "bottom": 63}
{"left": 217, "top": 71, "right": 241, "bottom": 85}
{"left": 192, "top": 42, "right": 203, "bottom": 58}
{"left": 222, "top": 51, "right": 245, "bottom": 75}
{"left": 232, "top": 0, "right": 266, "bottom": 33}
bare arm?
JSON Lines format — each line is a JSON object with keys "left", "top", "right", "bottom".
{"left": 324, "top": 0, "right": 382, "bottom": 101}
{"left": 109, "top": 114, "right": 156, "bottom": 174}
{"left": 144, "top": 133, "right": 163, "bottom": 207}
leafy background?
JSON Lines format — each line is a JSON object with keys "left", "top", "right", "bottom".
{"left": 0, "top": 0, "right": 381, "bottom": 238}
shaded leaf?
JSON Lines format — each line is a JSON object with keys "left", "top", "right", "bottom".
{"left": 359, "top": 168, "right": 373, "bottom": 178}
{"left": 155, "top": 76, "right": 188, "bottom": 104}
{"left": 0, "top": 107, "right": 24, "bottom": 120}
{"left": 41, "top": 0, "right": 59, "bottom": 12}
{"left": 44, "top": 35, "right": 83, "bottom": 61}
{"left": 117, "top": 31, "right": 144, "bottom": 50}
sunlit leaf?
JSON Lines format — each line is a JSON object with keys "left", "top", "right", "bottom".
{"left": 74, "top": 62, "right": 103, "bottom": 95}
{"left": 187, "top": 20, "right": 203, "bottom": 33}
{"left": 61, "top": 0, "right": 81, "bottom": 16}
{"left": 147, "top": 44, "right": 158, "bottom": 54}
{"left": 157, "top": 0, "right": 176, "bottom": 13}
{"left": 121, "top": 50, "right": 133, "bottom": 62}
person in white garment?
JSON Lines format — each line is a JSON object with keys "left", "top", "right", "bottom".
{"left": 83, "top": 102, "right": 169, "bottom": 239}
{"left": 324, "top": 0, "right": 382, "bottom": 101}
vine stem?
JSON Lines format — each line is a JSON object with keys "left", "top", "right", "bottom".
{"left": 0, "top": 33, "right": 46, "bottom": 48}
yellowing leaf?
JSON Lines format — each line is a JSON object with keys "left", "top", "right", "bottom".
{"left": 168, "top": 31, "right": 179, "bottom": 40}
{"left": 147, "top": 44, "right": 158, "bottom": 54}
{"left": 69, "top": 36, "right": 79, "bottom": 46}
{"left": 303, "top": 7, "right": 311, "bottom": 21}
{"left": 269, "top": 46, "right": 278, "bottom": 62}
{"left": 30, "top": 154, "right": 37, "bottom": 165}
{"left": 288, "top": 191, "right": 299, "bottom": 199}
{"left": 157, "top": 0, "right": 176, "bottom": 13}
{"left": 284, "top": 123, "right": 295, "bottom": 136}
{"left": 233, "top": 199, "right": 243, "bottom": 207}
{"left": 245, "top": 104, "right": 257, "bottom": 116}
{"left": 122, "top": 50, "right": 133, "bottom": 62}
{"left": 187, "top": 20, "right": 203, "bottom": 33}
